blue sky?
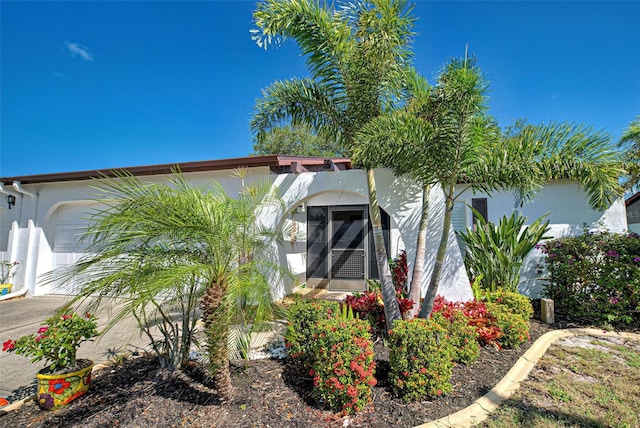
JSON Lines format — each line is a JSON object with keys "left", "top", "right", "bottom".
{"left": 1, "top": 1, "right": 639, "bottom": 177}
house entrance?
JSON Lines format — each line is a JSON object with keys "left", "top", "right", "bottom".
{"left": 328, "top": 208, "right": 366, "bottom": 291}
{"left": 306, "top": 205, "right": 390, "bottom": 292}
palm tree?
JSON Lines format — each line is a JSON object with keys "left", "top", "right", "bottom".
{"left": 48, "top": 172, "right": 286, "bottom": 401}
{"left": 355, "top": 56, "right": 625, "bottom": 319}
{"left": 251, "top": 0, "right": 416, "bottom": 328}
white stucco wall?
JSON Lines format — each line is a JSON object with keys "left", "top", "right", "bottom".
{"left": 2, "top": 166, "right": 474, "bottom": 304}
{"left": 454, "top": 181, "right": 629, "bottom": 297}
{"left": 6, "top": 167, "right": 626, "bottom": 303}
{"left": 265, "top": 169, "right": 472, "bottom": 302}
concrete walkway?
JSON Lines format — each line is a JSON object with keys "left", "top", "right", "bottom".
{"left": 0, "top": 295, "right": 151, "bottom": 402}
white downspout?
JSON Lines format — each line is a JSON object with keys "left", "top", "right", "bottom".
{"left": 12, "top": 181, "right": 37, "bottom": 199}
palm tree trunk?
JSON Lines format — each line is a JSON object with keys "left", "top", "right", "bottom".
{"left": 406, "top": 185, "right": 430, "bottom": 319}
{"left": 418, "top": 193, "right": 454, "bottom": 319}
{"left": 201, "top": 282, "right": 233, "bottom": 401}
{"left": 366, "top": 169, "right": 401, "bottom": 330}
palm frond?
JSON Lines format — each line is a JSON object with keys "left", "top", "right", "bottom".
{"left": 250, "top": 78, "right": 348, "bottom": 147}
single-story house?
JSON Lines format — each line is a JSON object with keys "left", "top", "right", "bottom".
{"left": 626, "top": 191, "right": 640, "bottom": 234}
{"left": 0, "top": 155, "right": 628, "bottom": 302}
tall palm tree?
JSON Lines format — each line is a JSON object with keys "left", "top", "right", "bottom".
{"left": 48, "top": 172, "right": 285, "bottom": 401}
{"left": 355, "top": 56, "right": 625, "bottom": 319}
{"left": 354, "top": 70, "right": 436, "bottom": 318}
{"left": 251, "top": 0, "right": 416, "bottom": 328}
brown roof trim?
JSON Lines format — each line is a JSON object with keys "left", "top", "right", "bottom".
{"left": 1, "top": 155, "right": 353, "bottom": 185}
{"left": 626, "top": 191, "right": 640, "bottom": 207}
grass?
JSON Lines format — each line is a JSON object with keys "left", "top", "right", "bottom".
{"left": 477, "top": 336, "right": 640, "bottom": 428}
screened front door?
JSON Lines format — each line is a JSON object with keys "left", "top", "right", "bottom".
{"left": 306, "top": 205, "right": 368, "bottom": 291}
{"left": 329, "top": 208, "right": 366, "bottom": 291}
{"left": 306, "top": 205, "right": 391, "bottom": 291}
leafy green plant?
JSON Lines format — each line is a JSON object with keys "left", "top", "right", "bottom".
{"left": 484, "top": 289, "right": 533, "bottom": 320}
{"left": 542, "top": 231, "right": 640, "bottom": 328}
{"left": 459, "top": 210, "right": 551, "bottom": 292}
{"left": 388, "top": 316, "right": 455, "bottom": 401}
{"left": 3, "top": 311, "right": 99, "bottom": 371}
{"left": 486, "top": 302, "right": 530, "bottom": 349}
{"left": 431, "top": 311, "right": 480, "bottom": 365}
{"left": 308, "top": 318, "right": 376, "bottom": 414}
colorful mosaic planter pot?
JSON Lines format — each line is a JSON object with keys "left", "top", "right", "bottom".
{"left": 0, "top": 283, "right": 12, "bottom": 295}
{"left": 36, "top": 359, "right": 94, "bottom": 410}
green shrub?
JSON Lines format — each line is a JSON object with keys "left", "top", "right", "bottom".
{"left": 285, "top": 299, "right": 340, "bottom": 366}
{"left": 444, "top": 311, "right": 480, "bottom": 365}
{"left": 459, "top": 211, "right": 550, "bottom": 292}
{"left": 484, "top": 289, "right": 533, "bottom": 320}
{"left": 542, "top": 231, "right": 640, "bottom": 328}
{"left": 308, "top": 318, "right": 376, "bottom": 414}
{"left": 486, "top": 302, "right": 530, "bottom": 349}
{"left": 388, "top": 317, "right": 455, "bottom": 401}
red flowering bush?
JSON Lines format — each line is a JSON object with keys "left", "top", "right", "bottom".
{"left": 3, "top": 311, "right": 98, "bottom": 371}
{"left": 308, "top": 318, "right": 376, "bottom": 414}
{"left": 388, "top": 316, "right": 455, "bottom": 401}
{"left": 285, "top": 299, "right": 340, "bottom": 367}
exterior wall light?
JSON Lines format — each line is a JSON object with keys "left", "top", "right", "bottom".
{"left": 6, "top": 195, "right": 16, "bottom": 209}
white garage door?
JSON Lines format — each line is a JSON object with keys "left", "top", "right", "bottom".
{"left": 51, "top": 203, "right": 99, "bottom": 294}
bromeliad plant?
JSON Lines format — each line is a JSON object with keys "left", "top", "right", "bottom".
{"left": 459, "top": 210, "right": 550, "bottom": 293}
{"left": 3, "top": 311, "right": 99, "bottom": 371}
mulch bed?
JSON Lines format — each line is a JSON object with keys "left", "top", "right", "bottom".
{"left": 0, "top": 320, "right": 554, "bottom": 428}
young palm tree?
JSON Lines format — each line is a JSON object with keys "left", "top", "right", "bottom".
{"left": 48, "top": 172, "right": 285, "bottom": 401}
{"left": 355, "top": 56, "right": 625, "bottom": 319}
{"left": 251, "top": 0, "right": 416, "bottom": 328}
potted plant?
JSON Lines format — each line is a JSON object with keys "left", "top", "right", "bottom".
{"left": 0, "top": 261, "right": 18, "bottom": 295}
{"left": 3, "top": 310, "right": 99, "bottom": 410}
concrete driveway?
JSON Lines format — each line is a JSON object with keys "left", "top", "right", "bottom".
{"left": 0, "top": 295, "right": 151, "bottom": 403}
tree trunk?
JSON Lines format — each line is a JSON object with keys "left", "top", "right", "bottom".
{"left": 366, "top": 169, "right": 402, "bottom": 330}
{"left": 200, "top": 282, "right": 233, "bottom": 401}
{"left": 418, "top": 194, "right": 454, "bottom": 319}
{"left": 406, "top": 185, "right": 430, "bottom": 319}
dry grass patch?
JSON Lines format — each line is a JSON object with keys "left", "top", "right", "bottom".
{"left": 478, "top": 336, "right": 640, "bottom": 428}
